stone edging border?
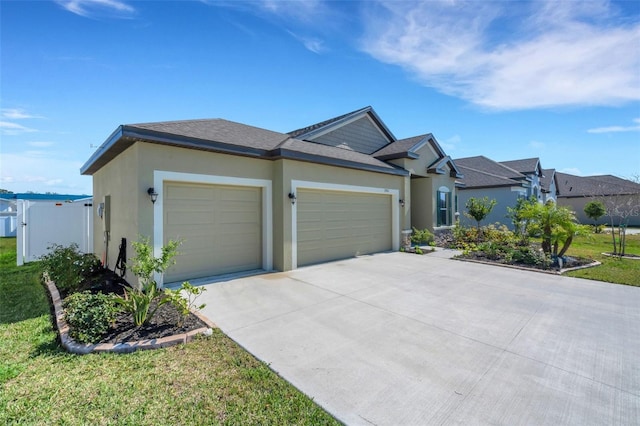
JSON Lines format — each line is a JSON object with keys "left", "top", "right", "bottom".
{"left": 601, "top": 253, "right": 640, "bottom": 260}
{"left": 453, "top": 257, "right": 601, "bottom": 275}
{"left": 45, "top": 278, "right": 217, "bottom": 355}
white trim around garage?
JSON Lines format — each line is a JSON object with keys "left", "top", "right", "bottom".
{"left": 152, "top": 170, "right": 273, "bottom": 286}
{"left": 290, "top": 180, "right": 400, "bottom": 269}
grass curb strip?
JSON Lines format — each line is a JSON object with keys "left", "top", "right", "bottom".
{"left": 45, "top": 276, "right": 217, "bottom": 354}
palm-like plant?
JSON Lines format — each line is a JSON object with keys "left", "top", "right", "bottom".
{"left": 521, "top": 201, "right": 587, "bottom": 259}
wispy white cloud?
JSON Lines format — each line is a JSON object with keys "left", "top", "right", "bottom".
{"left": 587, "top": 118, "right": 640, "bottom": 134}
{"left": 56, "top": 0, "right": 135, "bottom": 19}
{"left": 1, "top": 108, "right": 43, "bottom": 135}
{"left": 287, "top": 30, "right": 326, "bottom": 54}
{"left": 0, "top": 152, "right": 91, "bottom": 193}
{"left": 211, "top": 1, "right": 333, "bottom": 52}
{"left": 361, "top": 0, "right": 640, "bottom": 110}
{"left": 28, "top": 141, "right": 55, "bottom": 148}
{"left": 1, "top": 108, "right": 43, "bottom": 120}
{"left": 0, "top": 121, "right": 37, "bottom": 135}
{"left": 559, "top": 167, "right": 583, "bottom": 176}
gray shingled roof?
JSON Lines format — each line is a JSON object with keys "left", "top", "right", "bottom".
{"left": 454, "top": 156, "right": 526, "bottom": 183}
{"left": 128, "top": 118, "right": 289, "bottom": 151}
{"left": 556, "top": 172, "right": 640, "bottom": 197}
{"left": 499, "top": 158, "right": 540, "bottom": 174}
{"left": 275, "top": 138, "right": 399, "bottom": 172}
{"left": 540, "top": 168, "right": 556, "bottom": 193}
{"left": 372, "top": 134, "right": 429, "bottom": 159}
{"left": 455, "top": 165, "right": 526, "bottom": 188}
{"left": 81, "top": 116, "right": 408, "bottom": 176}
{"left": 287, "top": 106, "right": 371, "bottom": 139}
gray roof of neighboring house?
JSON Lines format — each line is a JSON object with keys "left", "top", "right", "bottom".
{"left": 556, "top": 172, "right": 640, "bottom": 197}
{"left": 499, "top": 158, "right": 541, "bottom": 175}
{"left": 455, "top": 165, "right": 527, "bottom": 189}
{"left": 81, "top": 117, "right": 408, "bottom": 176}
{"left": 540, "top": 168, "right": 556, "bottom": 193}
{"left": 453, "top": 156, "right": 527, "bottom": 188}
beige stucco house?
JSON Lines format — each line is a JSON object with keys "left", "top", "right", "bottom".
{"left": 81, "top": 107, "right": 461, "bottom": 286}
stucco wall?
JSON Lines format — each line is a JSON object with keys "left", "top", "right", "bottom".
{"left": 91, "top": 144, "right": 141, "bottom": 285}
{"left": 558, "top": 196, "right": 640, "bottom": 227}
{"left": 457, "top": 187, "right": 526, "bottom": 229}
{"left": 91, "top": 141, "right": 407, "bottom": 276}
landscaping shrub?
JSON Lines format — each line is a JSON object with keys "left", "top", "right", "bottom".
{"left": 411, "top": 227, "right": 434, "bottom": 246}
{"left": 64, "top": 291, "right": 120, "bottom": 344}
{"left": 116, "top": 237, "right": 181, "bottom": 326}
{"left": 40, "top": 244, "right": 103, "bottom": 294}
{"left": 509, "top": 246, "right": 550, "bottom": 267}
{"left": 164, "top": 281, "right": 207, "bottom": 327}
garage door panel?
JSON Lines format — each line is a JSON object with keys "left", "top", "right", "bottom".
{"left": 164, "top": 182, "right": 262, "bottom": 282}
{"left": 297, "top": 189, "right": 392, "bottom": 267}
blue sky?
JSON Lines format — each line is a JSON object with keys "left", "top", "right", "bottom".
{"left": 1, "top": 0, "right": 639, "bottom": 195}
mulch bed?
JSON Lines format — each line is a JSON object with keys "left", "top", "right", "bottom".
{"left": 61, "top": 268, "right": 208, "bottom": 345}
{"left": 456, "top": 252, "right": 594, "bottom": 271}
{"left": 99, "top": 301, "right": 208, "bottom": 343}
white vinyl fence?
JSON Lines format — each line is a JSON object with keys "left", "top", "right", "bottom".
{"left": 17, "top": 199, "right": 94, "bottom": 265}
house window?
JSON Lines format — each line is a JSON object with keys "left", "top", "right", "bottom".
{"left": 437, "top": 187, "right": 451, "bottom": 227}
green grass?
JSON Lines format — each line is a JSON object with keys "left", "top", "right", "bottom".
{"left": 564, "top": 231, "right": 640, "bottom": 286}
{"left": 0, "top": 238, "right": 339, "bottom": 425}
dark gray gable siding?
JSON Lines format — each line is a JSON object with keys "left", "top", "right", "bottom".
{"left": 309, "top": 116, "right": 391, "bottom": 155}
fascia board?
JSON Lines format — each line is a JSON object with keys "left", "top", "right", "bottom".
{"left": 80, "top": 126, "right": 124, "bottom": 175}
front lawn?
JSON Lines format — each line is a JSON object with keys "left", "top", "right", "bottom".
{"left": 563, "top": 231, "right": 640, "bottom": 287}
{"left": 0, "top": 238, "right": 338, "bottom": 425}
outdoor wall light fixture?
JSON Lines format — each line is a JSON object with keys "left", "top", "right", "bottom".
{"left": 147, "top": 187, "right": 159, "bottom": 204}
{"left": 288, "top": 192, "right": 297, "bottom": 205}
{"left": 399, "top": 199, "right": 405, "bottom": 207}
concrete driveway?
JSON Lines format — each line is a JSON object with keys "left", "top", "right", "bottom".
{"left": 198, "top": 250, "right": 640, "bottom": 425}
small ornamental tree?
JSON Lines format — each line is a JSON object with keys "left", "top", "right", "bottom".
{"left": 465, "top": 197, "right": 497, "bottom": 236}
{"left": 584, "top": 200, "right": 606, "bottom": 231}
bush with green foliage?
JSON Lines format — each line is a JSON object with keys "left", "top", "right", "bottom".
{"left": 64, "top": 291, "right": 120, "bottom": 343}
{"left": 163, "top": 281, "right": 207, "bottom": 327}
{"left": 411, "top": 227, "right": 434, "bottom": 246}
{"left": 39, "top": 243, "right": 103, "bottom": 294}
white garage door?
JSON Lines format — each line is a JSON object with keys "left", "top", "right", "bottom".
{"left": 297, "top": 189, "right": 392, "bottom": 267}
{"left": 163, "top": 182, "right": 262, "bottom": 282}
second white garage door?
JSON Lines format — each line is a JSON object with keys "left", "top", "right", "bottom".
{"left": 163, "top": 181, "right": 262, "bottom": 283}
{"left": 296, "top": 188, "right": 392, "bottom": 267}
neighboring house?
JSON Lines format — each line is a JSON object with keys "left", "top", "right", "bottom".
{"left": 0, "top": 193, "right": 90, "bottom": 237}
{"left": 81, "top": 106, "right": 462, "bottom": 286}
{"left": 556, "top": 172, "right": 640, "bottom": 226}
{"left": 452, "top": 156, "right": 532, "bottom": 228}
{"left": 540, "top": 168, "right": 558, "bottom": 203}
{"left": 498, "top": 158, "right": 544, "bottom": 201}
